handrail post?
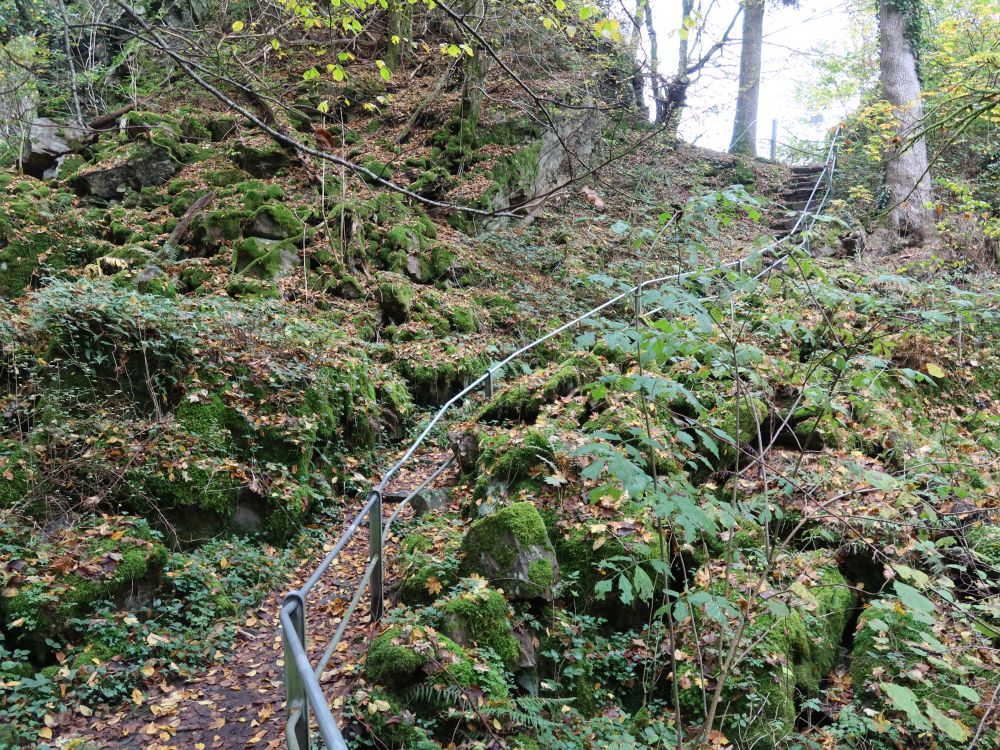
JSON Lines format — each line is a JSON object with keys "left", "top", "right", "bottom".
{"left": 282, "top": 592, "right": 310, "bottom": 750}
{"left": 369, "top": 490, "right": 384, "bottom": 622}
{"left": 633, "top": 283, "right": 643, "bottom": 326}
{"left": 485, "top": 369, "right": 494, "bottom": 399}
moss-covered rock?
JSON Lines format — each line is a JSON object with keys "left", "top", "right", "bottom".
{"left": 232, "top": 237, "right": 299, "bottom": 279}
{"left": 473, "top": 430, "right": 556, "bottom": 501}
{"left": 460, "top": 501, "right": 559, "bottom": 601}
{"left": 365, "top": 625, "right": 509, "bottom": 699}
{"left": 439, "top": 581, "right": 520, "bottom": 668}
{"left": 228, "top": 140, "right": 292, "bottom": 177}
{"left": 478, "top": 355, "right": 600, "bottom": 424}
{"left": 377, "top": 274, "right": 414, "bottom": 324}
{"left": 226, "top": 276, "right": 279, "bottom": 299}
{"left": 0, "top": 516, "right": 168, "bottom": 654}
{"left": 247, "top": 204, "right": 304, "bottom": 240}
{"left": 190, "top": 208, "right": 247, "bottom": 253}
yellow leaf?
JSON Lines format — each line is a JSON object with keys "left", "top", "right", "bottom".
{"left": 231, "top": 20, "right": 245, "bottom": 32}
{"left": 592, "top": 536, "right": 606, "bottom": 550}
{"left": 219, "top": 557, "right": 229, "bottom": 569}
{"left": 38, "top": 728, "right": 52, "bottom": 740}
{"left": 78, "top": 704, "right": 93, "bottom": 717}
{"left": 132, "top": 688, "right": 144, "bottom": 706}
{"left": 425, "top": 576, "right": 443, "bottom": 596}
{"left": 43, "top": 714, "right": 58, "bottom": 728}
{"left": 925, "top": 363, "right": 945, "bottom": 378}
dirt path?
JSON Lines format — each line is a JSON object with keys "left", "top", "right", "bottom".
{"left": 59, "top": 450, "right": 457, "bottom": 750}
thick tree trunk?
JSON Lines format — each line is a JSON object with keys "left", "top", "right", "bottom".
{"left": 729, "top": 0, "right": 764, "bottom": 156}
{"left": 879, "top": 0, "right": 934, "bottom": 241}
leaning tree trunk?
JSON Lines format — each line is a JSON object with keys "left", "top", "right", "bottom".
{"left": 879, "top": 0, "right": 934, "bottom": 241}
{"left": 729, "top": 0, "right": 764, "bottom": 156}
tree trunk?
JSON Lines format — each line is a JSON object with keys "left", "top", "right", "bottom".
{"left": 643, "top": 1, "right": 666, "bottom": 123}
{"left": 384, "top": 0, "right": 413, "bottom": 70}
{"left": 628, "top": 0, "right": 646, "bottom": 113}
{"left": 879, "top": 0, "right": 934, "bottom": 241}
{"left": 730, "top": 0, "right": 764, "bottom": 156}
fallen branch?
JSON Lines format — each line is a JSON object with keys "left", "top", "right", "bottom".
{"left": 159, "top": 191, "right": 216, "bottom": 261}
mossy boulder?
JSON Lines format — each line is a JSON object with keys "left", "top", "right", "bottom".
{"left": 460, "top": 502, "right": 559, "bottom": 601}
{"left": 478, "top": 354, "right": 600, "bottom": 424}
{"left": 239, "top": 181, "right": 287, "bottom": 212}
{"left": 246, "top": 204, "right": 304, "bottom": 240}
{"left": 132, "top": 459, "right": 243, "bottom": 543}
{"left": 232, "top": 237, "right": 299, "bottom": 279}
{"left": 226, "top": 277, "right": 279, "bottom": 299}
{"left": 708, "top": 394, "right": 769, "bottom": 469}
{"left": 791, "top": 410, "right": 852, "bottom": 451}
{"left": 228, "top": 140, "right": 292, "bottom": 177}
{"left": 439, "top": 582, "right": 520, "bottom": 668}
{"left": 71, "top": 143, "right": 182, "bottom": 200}
{"left": 190, "top": 208, "right": 247, "bottom": 253}
{"left": 0, "top": 516, "right": 168, "bottom": 656}
{"left": 365, "top": 625, "right": 509, "bottom": 699}
{"left": 377, "top": 275, "right": 414, "bottom": 324}
{"left": 473, "top": 430, "right": 556, "bottom": 502}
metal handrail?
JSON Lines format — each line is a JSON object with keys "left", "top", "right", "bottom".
{"left": 279, "top": 129, "right": 841, "bottom": 749}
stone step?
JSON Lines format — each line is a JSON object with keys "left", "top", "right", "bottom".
{"left": 780, "top": 190, "right": 817, "bottom": 202}
{"left": 790, "top": 163, "right": 825, "bottom": 174}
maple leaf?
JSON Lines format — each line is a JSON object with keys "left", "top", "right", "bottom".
{"left": 425, "top": 576, "right": 443, "bottom": 596}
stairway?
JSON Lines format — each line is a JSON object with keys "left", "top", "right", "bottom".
{"left": 768, "top": 163, "right": 826, "bottom": 237}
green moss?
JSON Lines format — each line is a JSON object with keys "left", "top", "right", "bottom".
{"left": 440, "top": 584, "right": 520, "bottom": 667}
{"left": 478, "top": 430, "right": 555, "bottom": 488}
{"left": 232, "top": 237, "right": 297, "bottom": 279}
{"left": 460, "top": 501, "right": 557, "bottom": 599}
{"left": 360, "top": 157, "right": 393, "bottom": 184}
{"left": 365, "top": 627, "right": 429, "bottom": 684}
{"left": 792, "top": 412, "right": 852, "bottom": 451}
{"left": 448, "top": 306, "right": 477, "bottom": 333}
{"left": 679, "top": 556, "right": 855, "bottom": 749}
{"left": 228, "top": 141, "right": 291, "bottom": 178}
{"left": 240, "top": 182, "right": 287, "bottom": 212}
{"left": 478, "top": 385, "right": 540, "bottom": 424}
{"left": 248, "top": 204, "right": 304, "bottom": 240}
{"left": 190, "top": 208, "right": 247, "bottom": 251}
{"left": 0, "top": 517, "right": 167, "bottom": 644}
{"left": 377, "top": 276, "right": 414, "bottom": 324}
{"left": 481, "top": 142, "right": 542, "bottom": 212}
{"left": 0, "top": 440, "right": 46, "bottom": 516}
{"left": 226, "top": 277, "right": 279, "bottom": 299}
{"left": 179, "top": 266, "right": 213, "bottom": 292}
{"left": 366, "top": 626, "right": 508, "bottom": 699}
{"left": 542, "top": 354, "right": 601, "bottom": 400}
